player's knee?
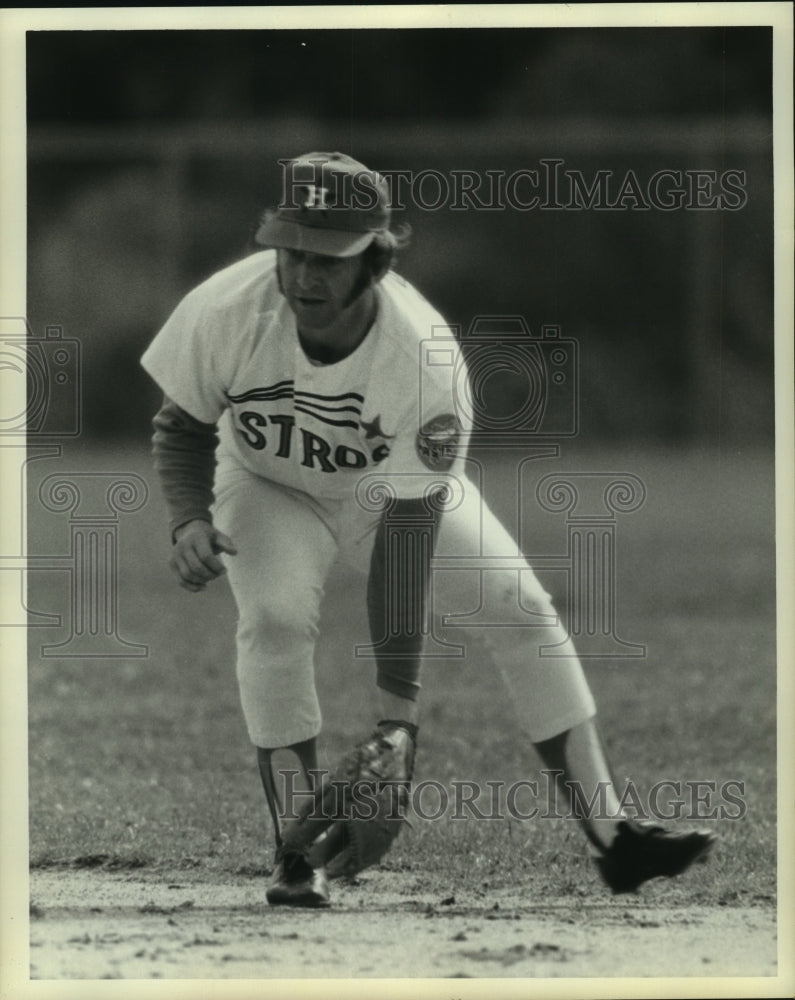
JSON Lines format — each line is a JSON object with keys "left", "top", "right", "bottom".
{"left": 482, "top": 570, "right": 558, "bottom": 625}
{"left": 519, "top": 587, "right": 559, "bottom": 620}
{"left": 238, "top": 592, "right": 321, "bottom": 651}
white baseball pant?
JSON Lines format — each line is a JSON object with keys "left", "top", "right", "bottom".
{"left": 212, "top": 452, "right": 596, "bottom": 748}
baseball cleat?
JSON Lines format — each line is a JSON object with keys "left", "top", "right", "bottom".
{"left": 595, "top": 820, "right": 717, "bottom": 894}
{"left": 266, "top": 847, "right": 330, "bottom": 907}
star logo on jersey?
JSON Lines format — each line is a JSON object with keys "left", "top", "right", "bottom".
{"left": 360, "top": 415, "right": 395, "bottom": 442}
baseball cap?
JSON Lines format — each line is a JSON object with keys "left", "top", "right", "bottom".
{"left": 255, "top": 152, "right": 392, "bottom": 258}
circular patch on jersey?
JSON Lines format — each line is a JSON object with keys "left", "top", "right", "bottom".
{"left": 416, "top": 413, "right": 461, "bottom": 471}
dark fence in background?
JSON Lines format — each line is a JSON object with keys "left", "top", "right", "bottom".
{"left": 26, "top": 116, "right": 773, "bottom": 444}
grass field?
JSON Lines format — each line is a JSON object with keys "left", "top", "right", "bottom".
{"left": 25, "top": 438, "right": 778, "bottom": 918}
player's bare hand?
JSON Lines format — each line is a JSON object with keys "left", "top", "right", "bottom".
{"left": 170, "top": 519, "right": 237, "bottom": 592}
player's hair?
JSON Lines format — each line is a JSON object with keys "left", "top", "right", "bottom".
{"left": 362, "top": 224, "right": 412, "bottom": 280}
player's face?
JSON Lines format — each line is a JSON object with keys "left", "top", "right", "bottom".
{"left": 277, "top": 248, "right": 368, "bottom": 331}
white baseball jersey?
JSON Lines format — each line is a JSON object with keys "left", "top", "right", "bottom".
{"left": 141, "top": 250, "right": 469, "bottom": 501}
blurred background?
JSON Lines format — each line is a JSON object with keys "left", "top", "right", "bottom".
{"left": 26, "top": 26, "right": 773, "bottom": 445}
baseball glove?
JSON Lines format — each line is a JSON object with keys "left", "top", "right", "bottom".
{"left": 280, "top": 720, "right": 417, "bottom": 879}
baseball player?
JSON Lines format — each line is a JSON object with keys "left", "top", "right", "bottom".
{"left": 141, "top": 151, "right": 715, "bottom": 907}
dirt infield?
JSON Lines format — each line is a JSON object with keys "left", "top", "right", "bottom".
{"left": 29, "top": 868, "right": 776, "bottom": 980}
